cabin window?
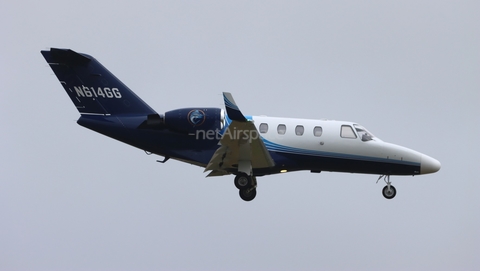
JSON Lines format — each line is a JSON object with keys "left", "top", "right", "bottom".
{"left": 341, "top": 125, "right": 357, "bottom": 139}
{"left": 313, "top": 126, "right": 323, "bottom": 137}
{"left": 277, "top": 124, "right": 286, "bottom": 135}
{"left": 259, "top": 123, "right": 268, "bottom": 133}
{"left": 295, "top": 125, "right": 304, "bottom": 136}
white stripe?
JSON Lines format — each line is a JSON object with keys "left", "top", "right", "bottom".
{"left": 80, "top": 112, "right": 111, "bottom": 116}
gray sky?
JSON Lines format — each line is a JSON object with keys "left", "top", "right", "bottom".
{"left": 1, "top": 1, "right": 479, "bottom": 270}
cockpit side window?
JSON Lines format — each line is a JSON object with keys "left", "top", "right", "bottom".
{"left": 340, "top": 125, "right": 357, "bottom": 139}
{"left": 354, "top": 124, "right": 374, "bottom": 142}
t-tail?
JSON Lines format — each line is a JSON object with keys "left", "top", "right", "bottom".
{"left": 42, "top": 48, "right": 163, "bottom": 149}
{"left": 41, "top": 48, "right": 157, "bottom": 116}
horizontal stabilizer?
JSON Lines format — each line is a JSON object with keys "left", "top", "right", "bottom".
{"left": 43, "top": 48, "right": 91, "bottom": 65}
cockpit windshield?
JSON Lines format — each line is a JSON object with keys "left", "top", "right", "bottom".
{"left": 354, "top": 124, "right": 376, "bottom": 142}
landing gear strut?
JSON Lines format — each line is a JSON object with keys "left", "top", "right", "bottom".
{"left": 234, "top": 173, "right": 257, "bottom": 201}
{"left": 377, "top": 175, "right": 396, "bottom": 199}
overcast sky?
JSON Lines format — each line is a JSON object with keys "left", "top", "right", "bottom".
{"left": 1, "top": 1, "right": 479, "bottom": 270}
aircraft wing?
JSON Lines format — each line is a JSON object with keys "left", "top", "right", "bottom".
{"left": 204, "top": 93, "right": 275, "bottom": 176}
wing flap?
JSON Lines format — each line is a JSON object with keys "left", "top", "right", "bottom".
{"left": 205, "top": 93, "right": 275, "bottom": 176}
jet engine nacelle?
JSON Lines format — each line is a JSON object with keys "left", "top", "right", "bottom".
{"left": 164, "top": 108, "right": 225, "bottom": 134}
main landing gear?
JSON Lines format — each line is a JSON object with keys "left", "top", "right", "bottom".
{"left": 377, "top": 175, "right": 396, "bottom": 199}
{"left": 234, "top": 173, "right": 257, "bottom": 201}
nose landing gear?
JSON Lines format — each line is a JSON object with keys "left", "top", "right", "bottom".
{"left": 377, "top": 175, "right": 396, "bottom": 199}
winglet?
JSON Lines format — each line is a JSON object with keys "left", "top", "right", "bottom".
{"left": 223, "top": 92, "right": 247, "bottom": 122}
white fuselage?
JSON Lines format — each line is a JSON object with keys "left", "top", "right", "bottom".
{"left": 247, "top": 115, "right": 439, "bottom": 175}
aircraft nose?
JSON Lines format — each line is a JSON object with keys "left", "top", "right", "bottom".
{"left": 420, "top": 154, "right": 441, "bottom": 174}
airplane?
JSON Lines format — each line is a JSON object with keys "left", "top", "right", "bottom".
{"left": 41, "top": 48, "right": 441, "bottom": 201}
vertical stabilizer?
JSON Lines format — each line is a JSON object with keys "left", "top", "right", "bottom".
{"left": 41, "top": 48, "right": 156, "bottom": 116}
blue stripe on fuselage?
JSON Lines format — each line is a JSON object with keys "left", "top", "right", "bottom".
{"left": 261, "top": 138, "right": 420, "bottom": 167}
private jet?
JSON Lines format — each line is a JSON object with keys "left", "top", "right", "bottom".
{"left": 41, "top": 48, "right": 441, "bottom": 201}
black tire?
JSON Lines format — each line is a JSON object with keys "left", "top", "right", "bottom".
{"left": 234, "top": 173, "right": 251, "bottom": 190}
{"left": 239, "top": 188, "right": 257, "bottom": 201}
{"left": 382, "top": 185, "right": 397, "bottom": 199}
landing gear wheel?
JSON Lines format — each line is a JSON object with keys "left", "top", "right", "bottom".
{"left": 239, "top": 188, "right": 257, "bottom": 201}
{"left": 234, "top": 173, "right": 252, "bottom": 190}
{"left": 382, "top": 185, "right": 397, "bottom": 199}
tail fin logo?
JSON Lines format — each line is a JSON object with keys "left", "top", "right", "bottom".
{"left": 188, "top": 110, "right": 206, "bottom": 127}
